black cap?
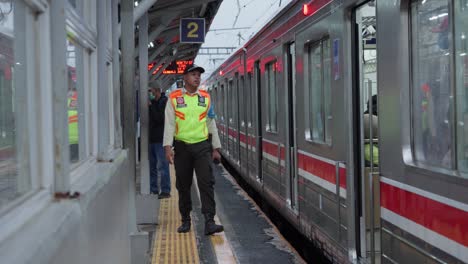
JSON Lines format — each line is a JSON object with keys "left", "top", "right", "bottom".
{"left": 183, "top": 64, "right": 205, "bottom": 74}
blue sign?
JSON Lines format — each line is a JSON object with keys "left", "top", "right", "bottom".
{"left": 333, "top": 38, "right": 340, "bottom": 81}
{"left": 180, "top": 18, "right": 205, "bottom": 43}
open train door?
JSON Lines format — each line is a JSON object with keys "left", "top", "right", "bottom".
{"left": 353, "top": 1, "right": 381, "bottom": 263}
{"left": 285, "top": 41, "right": 298, "bottom": 210}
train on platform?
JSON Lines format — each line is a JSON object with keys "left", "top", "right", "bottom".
{"left": 204, "top": 0, "right": 468, "bottom": 263}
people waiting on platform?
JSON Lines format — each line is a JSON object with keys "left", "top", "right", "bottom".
{"left": 149, "top": 87, "right": 171, "bottom": 199}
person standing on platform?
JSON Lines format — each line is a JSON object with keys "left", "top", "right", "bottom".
{"left": 163, "top": 64, "right": 224, "bottom": 235}
{"left": 149, "top": 87, "right": 171, "bottom": 199}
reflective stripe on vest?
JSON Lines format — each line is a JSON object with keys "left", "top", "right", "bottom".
{"left": 170, "top": 89, "right": 211, "bottom": 144}
{"left": 68, "top": 109, "right": 79, "bottom": 144}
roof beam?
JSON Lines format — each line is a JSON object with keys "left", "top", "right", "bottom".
{"left": 134, "top": 14, "right": 179, "bottom": 58}
{"left": 148, "top": 42, "right": 169, "bottom": 63}
{"left": 134, "top": 0, "right": 159, "bottom": 23}
{"left": 149, "top": 0, "right": 215, "bottom": 19}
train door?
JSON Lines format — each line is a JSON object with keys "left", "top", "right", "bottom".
{"left": 246, "top": 73, "right": 257, "bottom": 179}
{"left": 227, "top": 79, "right": 233, "bottom": 158}
{"left": 285, "top": 42, "right": 298, "bottom": 210}
{"left": 354, "top": 2, "right": 380, "bottom": 263}
{"left": 239, "top": 75, "right": 248, "bottom": 177}
{"left": 234, "top": 74, "right": 240, "bottom": 166}
{"left": 254, "top": 61, "right": 263, "bottom": 182}
{"left": 222, "top": 83, "right": 229, "bottom": 151}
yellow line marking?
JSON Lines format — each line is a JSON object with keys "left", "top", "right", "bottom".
{"left": 192, "top": 175, "right": 237, "bottom": 264}
{"left": 152, "top": 165, "right": 200, "bottom": 264}
{"left": 209, "top": 215, "right": 237, "bottom": 264}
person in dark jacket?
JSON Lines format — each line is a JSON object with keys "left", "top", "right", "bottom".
{"left": 149, "top": 87, "right": 171, "bottom": 199}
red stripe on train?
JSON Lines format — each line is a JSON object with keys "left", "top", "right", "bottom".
{"left": 297, "top": 152, "right": 346, "bottom": 189}
{"left": 381, "top": 182, "right": 468, "bottom": 246}
{"left": 262, "top": 140, "right": 344, "bottom": 187}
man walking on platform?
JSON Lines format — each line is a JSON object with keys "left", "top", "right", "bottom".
{"left": 163, "top": 64, "right": 224, "bottom": 235}
{"left": 149, "top": 87, "right": 171, "bottom": 199}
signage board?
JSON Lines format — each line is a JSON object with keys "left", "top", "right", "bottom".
{"left": 180, "top": 18, "right": 205, "bottom": 43}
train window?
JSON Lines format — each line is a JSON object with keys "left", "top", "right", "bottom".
{"left": 219, "top": 85, "right": 226, "bottom": 121}
{"left": 229, "top": 80, "right": 236, "bottom": 126}
{"left": 239, "top": 76, "right": 245, "bottom": 127}
{"left": 266, "top": 62, "right": 278, "bottom": 132}
{"left": 455, "top": 0, "right": 468, "bottom": 173}
{"left": 67, "top": 37, "right": 84, "bottom": 163}
{"left": 233, "top": 77, "right": 239, "bottom": 127}
{"left": 410, "top": 0, "right": 454, "bottom": 169}
{"left": 248, "top": 73, "right": 254, "bottom": 127}
{"left": 307, "top": 38, "right": 331, "bottom": 144}
{"left": 0, "top": 2, "right": 32, "bottom": 211}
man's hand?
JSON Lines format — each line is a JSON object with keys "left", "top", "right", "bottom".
{"left": 165, "top": 146, "right": 174, "bottom": 164}
{"left": 212, "top": 149, "right": 221, "bottom": 164}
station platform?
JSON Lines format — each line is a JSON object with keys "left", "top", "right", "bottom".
{"left": 149, "top": 164, "right": 305, "bottom": 264}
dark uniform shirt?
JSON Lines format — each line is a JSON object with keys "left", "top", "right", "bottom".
{"left": 149, "top": 94, "right": 167, "bottom": 143}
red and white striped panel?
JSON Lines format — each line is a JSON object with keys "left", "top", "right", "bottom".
{"left": 297, "top": 150, "right": 346, "bottom": 198}
{"left": 261, "top": 140, "right": 346, "bottom": 198}
{"left": 381, "top": 177, "right": 468, "bottom": 262}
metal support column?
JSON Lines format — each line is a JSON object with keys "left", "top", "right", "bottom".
{"left": 97, "top": 0, "right": 110, "bottom": 159}
{"left": 139, "top": 13, "right": 150, "bottom": 194}
{"left": 50, "top": 0, "right": 70, "bottom": 193}
{"left": 122, "top": 0, "right": 137, "bottom": 233}
{"left": 112, "top": 0, "right": 122, "bottom": 148}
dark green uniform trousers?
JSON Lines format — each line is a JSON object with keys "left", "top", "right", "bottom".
{"left": 174, "top": 139, "right": 215, "bottom": 222}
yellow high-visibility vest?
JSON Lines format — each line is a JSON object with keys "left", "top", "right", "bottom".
{"left": 169, "top": 89, "right": 211, "bottom": 144}
{"left": 68, "top": 95, "right": 79, "bottom": 145}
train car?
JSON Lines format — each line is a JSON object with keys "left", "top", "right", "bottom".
{"left": 205, "top": 0, "right": 468, "bottom": 263}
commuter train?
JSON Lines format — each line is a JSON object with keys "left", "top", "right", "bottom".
{"left": 204, "top": 0, "right": 468, "bottom": 263}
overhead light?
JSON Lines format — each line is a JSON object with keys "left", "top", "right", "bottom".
{"left": 422, "top": 0, "right": 427, "bottom": 4}
{"left": 461, "top": 53, "right": 467, "bottom": 57}
{"left": 134, "top": 1, "right": 138, "bottom": 7}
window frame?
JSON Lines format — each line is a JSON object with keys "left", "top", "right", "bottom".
{"left": 0, "top": 0, "right": 41, "bottom": 216}
{"left": 265, "top": 60, "right": 278, "bottom": 133}
{"left": 406, "top": 0, "right": 468, "bottom": 179}
{"left": 65, "top": 2, "right": 97, "bottom": 168}
{"left": 305, "top": 37, "right": 332, "bottom": 145}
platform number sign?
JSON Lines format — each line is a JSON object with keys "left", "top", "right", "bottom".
{"left": 180, "top": 18, "right": 205, "bottom": 43}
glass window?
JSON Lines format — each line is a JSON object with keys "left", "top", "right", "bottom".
{"left": 308, "top": 38, "right": 332, "bottom": 143}
{"left": 411, "top": 0, "right": 453, "bottom": 169}
{"left": 66, "top": 37, "right": 83, "bottom": 163}
{"left": 0, "top": 1, "right": 31, "bottom": 210}
{"left": 248, "top": 73, "right": 254, "bottom": 127}
{"left": 233, "top": 78, "right": 238, "bottom": 127}
{"left": 239, "top": 76, "right": 245, "bottom": 127}
{"left": 455, "top": 0, "right": 468, "bottom": 173}
{"left": 266, "top": 62, "right": 278, "bottom": 132}
{"left": 220, "top": 84, "right": 225, "bottom": 122}
{"left": 229, "top": 80, "right": 234, "bottom": 125}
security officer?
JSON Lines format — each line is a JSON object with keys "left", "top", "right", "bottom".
{"left": 68, "top": 90, "right": 79, "bottom": 162}
{"left": 163, "top": 64, "right": 224, "bottom": 235}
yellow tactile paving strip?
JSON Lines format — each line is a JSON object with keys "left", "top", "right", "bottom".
{"left": 152, "top": 167, "right": 200, "bottom": 264}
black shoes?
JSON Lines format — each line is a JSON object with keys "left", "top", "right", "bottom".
{"left": 176, "top": 219, "right": 223, "bottom": 235}
{"left": 204, "top": 220, "right": 224, "bottom": 236}
{"left": 177, "top": 221, "right": 191, "bottom": 233}
{"left": 158, "top": 192, "right": 171, "bottom": 199}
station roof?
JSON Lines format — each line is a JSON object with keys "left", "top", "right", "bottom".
{"left": 136, "top": 0, "right": 223, "bottom": 91}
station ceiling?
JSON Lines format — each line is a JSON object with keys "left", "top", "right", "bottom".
{"left": 136, "top": 0, "right": 223, "bottom": 90}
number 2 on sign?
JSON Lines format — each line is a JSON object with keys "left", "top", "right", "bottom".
{"left": 187, "top": 22, "right": 199, "bottom": 38}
